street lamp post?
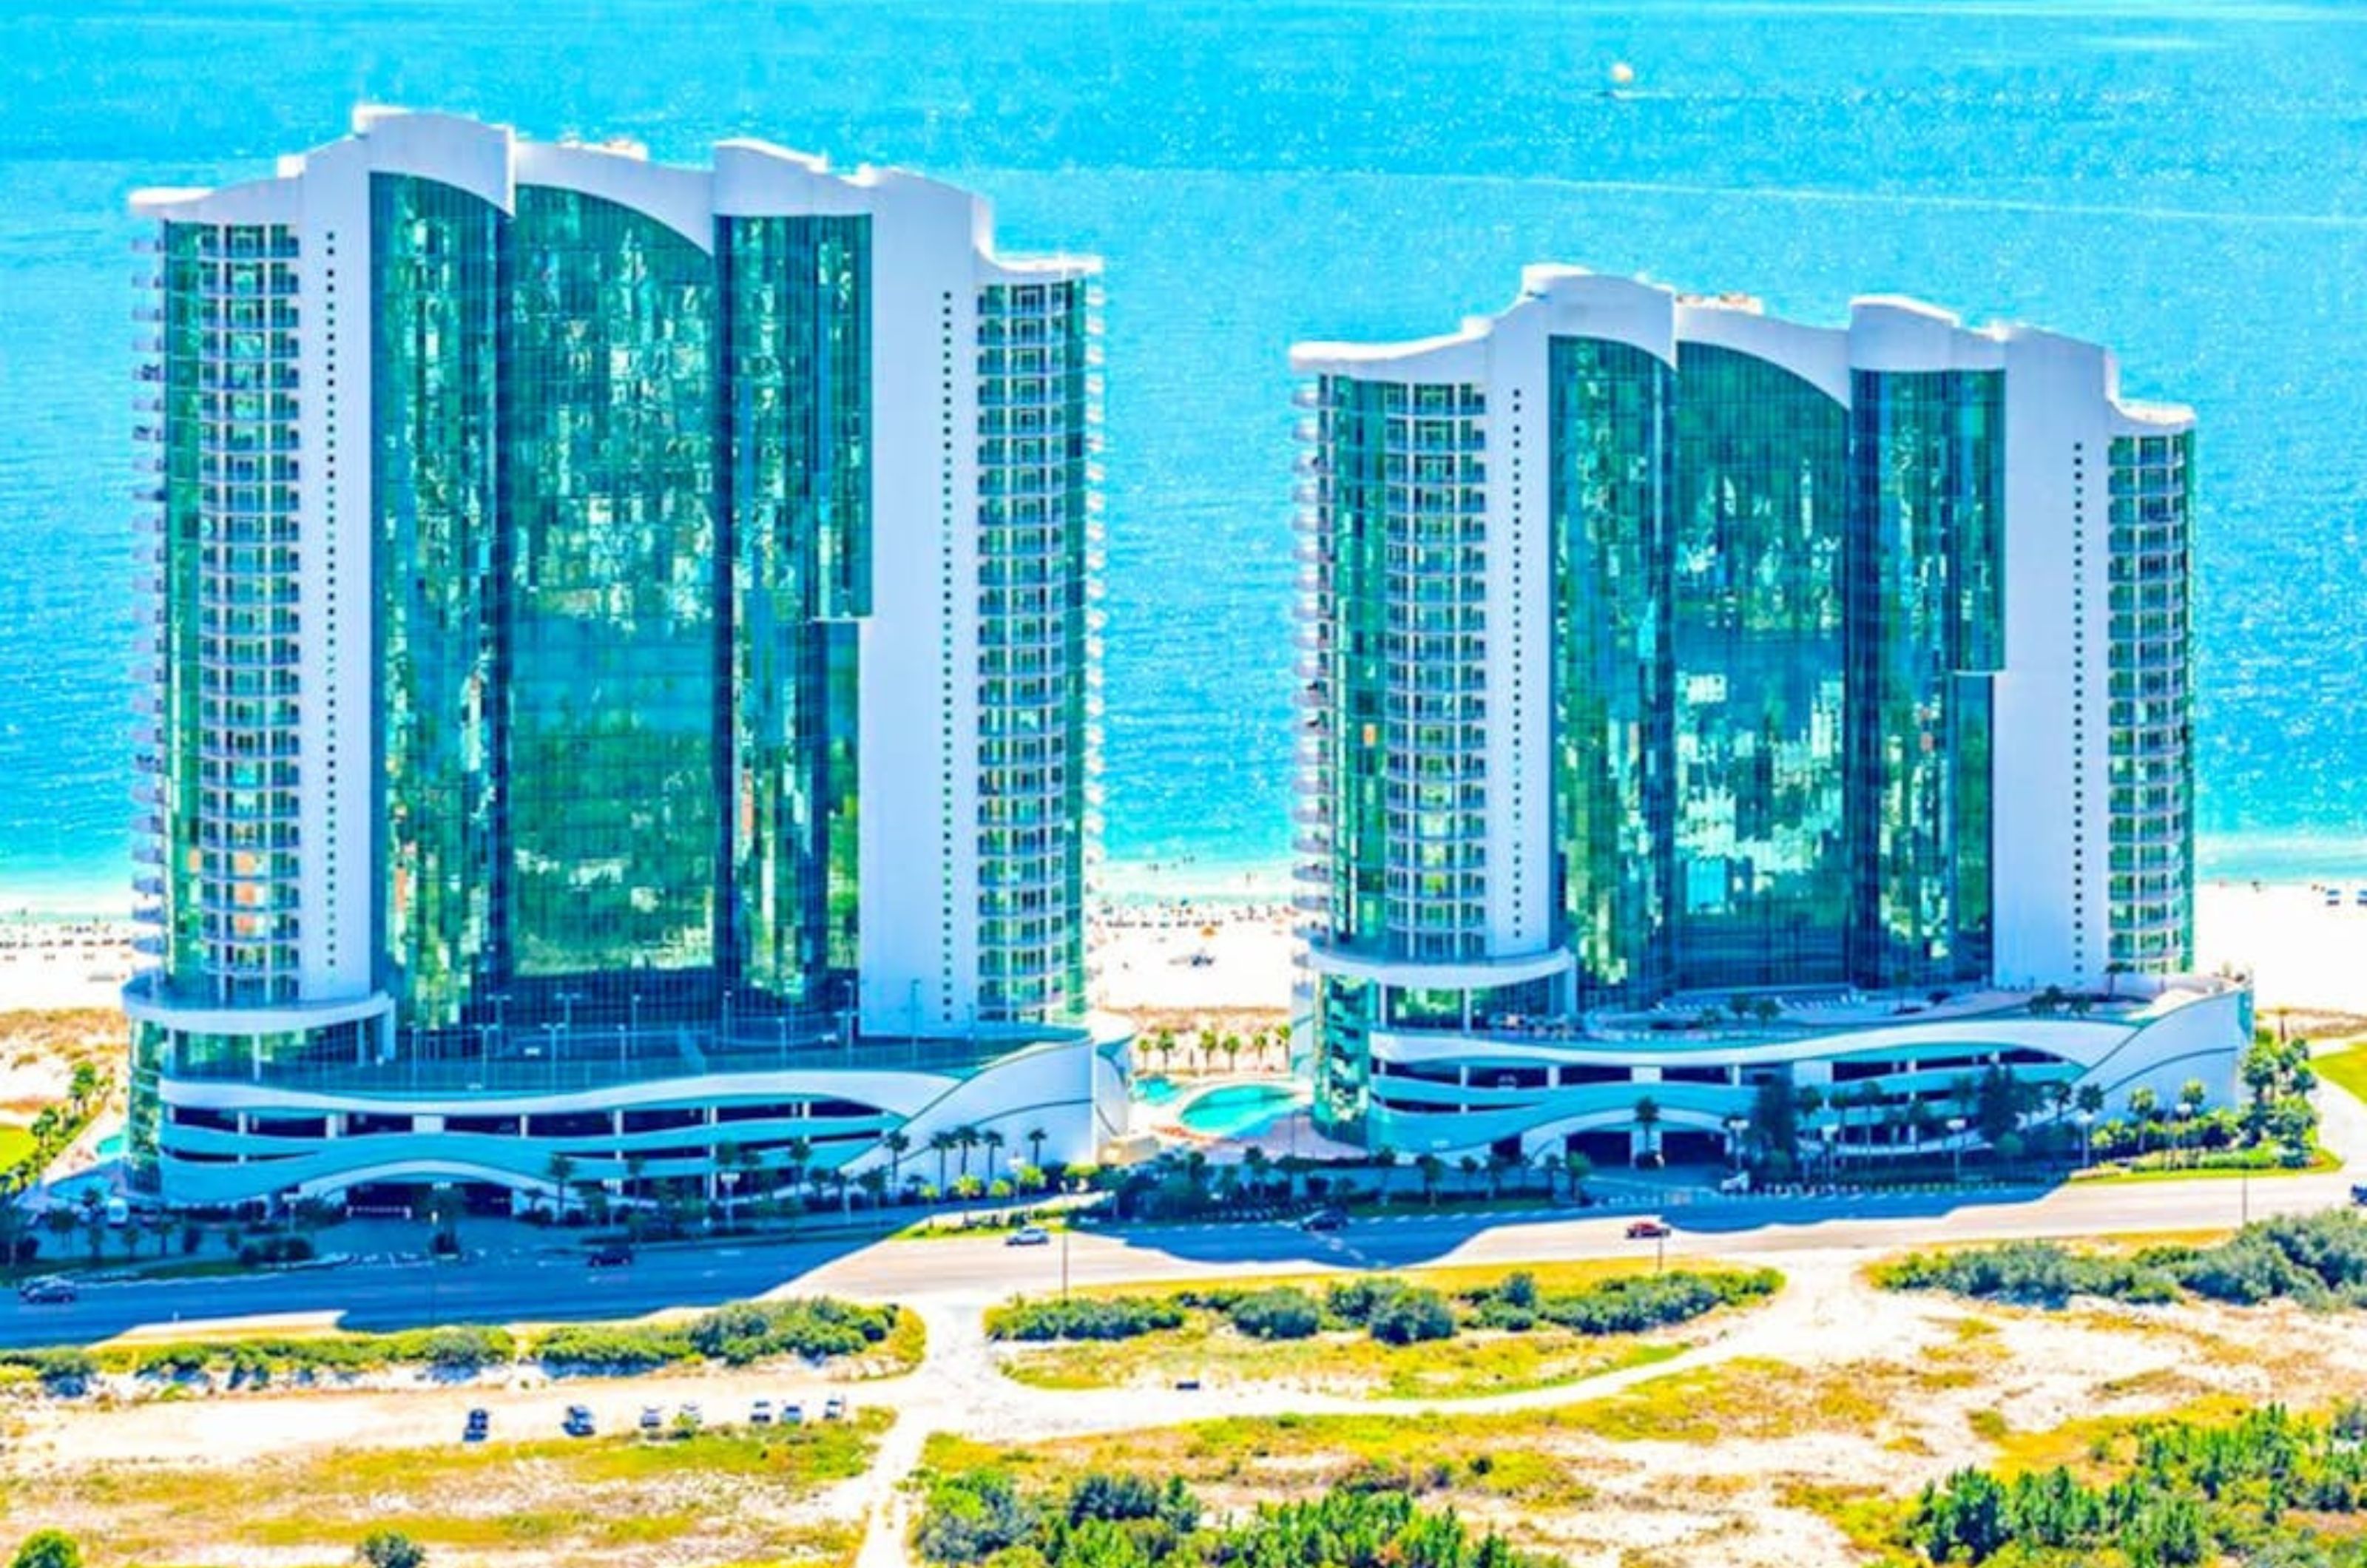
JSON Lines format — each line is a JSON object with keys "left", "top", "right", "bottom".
{"left": 1946, "top": 1117, "right": 1968, "bottom": 1185}
{"left": 1724, "top": 1115, "right": 1748, "bottom": 1177}
{"left": 2073, "top": 1110, "right": 2094, "bottom": 1172}
{"left": 1061, "top": 1225, "right": 1071, "bottom": 1300}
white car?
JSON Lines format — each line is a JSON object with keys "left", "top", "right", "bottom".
{"left": 1006, "top": 1226, "right": 1051, "bottom": 1247}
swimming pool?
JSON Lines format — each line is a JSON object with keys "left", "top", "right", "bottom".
{"left": 1175, "top": 1082, "right": 1306, "bottom": 1139}
{"left": 1135, "top": 1074, "right": 1184, "bottom": 1106}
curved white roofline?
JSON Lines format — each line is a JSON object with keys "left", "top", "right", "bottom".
{"left": 124, "top": 107, "right": 1103, "bottom": 280}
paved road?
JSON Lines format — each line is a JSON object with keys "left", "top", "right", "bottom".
{"left": 0, "top": 1156, "right": 2344, "bottom": 1348}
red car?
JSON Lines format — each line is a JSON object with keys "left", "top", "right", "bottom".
{"left": 1625, "top": 1219, "right": 1671, "bottom": 1240}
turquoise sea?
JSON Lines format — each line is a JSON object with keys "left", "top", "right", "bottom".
{"left": 4, "top": 0, "right": 2367, "bottom": 912}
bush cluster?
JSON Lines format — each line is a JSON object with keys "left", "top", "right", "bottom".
{"left": 534, "top": 1297, "right": 897, "bottom": 1370}
{"left": 984, "top": 1295, "right": 1186, "bottom": 1342}
{"left": 1877, "top": 1209, "right": 2367, "bottom": 1310}
{"left": 1908, "top": 1404, "right": 2367, "bottom": 1566}
{"left": 917, "top": 1468, "right": 1553, "bottom": 1568}
{"left": 1225, "top": 1286, "right": 1322, "bottom": 1340}
{"left": 233, "top": 1235, "right": 315, "bottom": 1267}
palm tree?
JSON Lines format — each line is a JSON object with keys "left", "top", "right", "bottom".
{"left": 982, "top": 1129, "right": 1007, "bottom": 1186}
{"left": 1564, "top": 1149, "right": 1593, "bottom": 1200}
{"left": 1416, "top": 1153, "right": 1444, "bottom": 1206}
{"left": 1242, "top": 1146, "right": 1271, "bottom": 1199}
{"left": 1024, "top": 1125, "right": 1048, "bottom": 1174}
{"left": 712, "top": 1142, "right": 744, "bottom": 1225}
{"left": 785, "top": 1136, "right": 815, "bottom": 1205}
{"left": 1197, "top": 1028, "right": 1221, "bottom": 1073}
{"left": 1485, "top": 1149, "right": 1516, "bottom": 1199}
{"left": 856, "top": 1168, "right": 888, "bottom": 1210}
{"left": 882, "top": 1129, "right": 911, "bottom": 1194}
{"left": 1220, "top": 1034, "right": 1243, "bottom": 1075}
{"left": 1456, "top": 1153, "right": 1482, "bottom": 1196}
{"left": 1632, "top": 1095, "right": 1664, "bottom": 1164}
{"left": 955, "top": 1125, "right": 981, "bottom": 1179}
{"left": 2128, "top": 1087, "right": 2161, "bottom": 1155}
{"left": 545, "top": 1152, "right": 577, "bottom": 1218}
{"left": 1368, "top": 1145, "right": 1397, "bottom": 1206}
{"left": 67, "top": 1063, "right": 99, "bottom": 1110}
{"left": 930, "top": 1130, "right": 957, "bottom": 1194}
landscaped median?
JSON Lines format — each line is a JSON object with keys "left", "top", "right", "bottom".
{"left": 0, "top": 1294, "right": 923, "bottom": 1398}
{"left": 981, "top": 1259, "right": 1781, "bottom": 1398}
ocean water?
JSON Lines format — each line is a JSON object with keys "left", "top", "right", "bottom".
{"left": 4, "top": 0, "right": 2367, "bottom": 913}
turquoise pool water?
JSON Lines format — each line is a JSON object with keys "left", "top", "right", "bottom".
{"left": 1175, "top": 1083, "right": 1306, "bottom": 1139}
{"left": 1135, "top": 1075, "right": 1183, "bottom": 1106}
{"left": 95, "top": 1132, "right": 122, "bottom": 1160}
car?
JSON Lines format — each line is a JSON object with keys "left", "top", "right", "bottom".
{"left": 16, "top": 1278, "right": 75, "bottom": 1305}
{"left": 1006, "top": 1226, "right": 1050, "bottom": 1247}
{"left": 463, "top": 1408, "right": 490, "bottom": 1442}
{"left": 638, "top": 1405, "right": 663, "bottom": 1434}
{"left": 1299, "top": 1207, "right": 1348, "bottom": 1232}
{"left": 782, "top": 1402, "right": 805, "bottom": 1426}
{"left": 2350, "top": 1183, "right": 2367, "bottom": 1207}
{"left": 1717, "top": 1171, "right": 1753, "bottom": 1195}
{"left": 750, "top": 1399, "right": 774, "bottom": 1425}
{"left": 677, "top": 1402, "right": 703, "bottom": 1429}
{"left": 1174, "top": 1377, "right": 1201, "bottom": 1390}
{"left": 1625, "top": 1219, "right": 1671, "bottom": 1240}
{"left": 562, "top": 1405, "right": 596, "bottom": 1438}
{"left": 586, "top": 1245, "right": 635, "bottom": 1268}
{"left": 823, "top": 1396, "right": 846, "bottom": 1422}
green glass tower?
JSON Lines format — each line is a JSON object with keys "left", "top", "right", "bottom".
{"left": 124, "top": 110, "right": 1114, "bottom": 1210}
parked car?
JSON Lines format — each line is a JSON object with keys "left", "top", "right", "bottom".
{"left": 782, "top": 1402, "right": 805, "bottom": 1426}
{"left": 562, "top": 1405, "right": 596, "bottom": 1438}
{"left": 677, "top": 1402, "right": 703, "bottom": 1430}
{"left": 1300, "top": 1207, "right": 1348, "bottom": 1232}
{"left": 1625, "top": 1219, "right": 1672, "bottom": 1240}
{"left": 462, "top": 1408, "right": 490, "bottom": 1442}
{"left": 823, "top": 1396, "right": 846, "bottom": 1422}
{"left": 586, "top": 1245, "right": 635, "bottom": 1268}
{"left": 638, "top": 1405, "right": 663, "bottom": 1434}
{"left": 1006, "top": 1226, "right": 1050, "bottom": 1247}
{"left": 1718, "top": 1171, "right": 1753, "bottom": 1194}
{"left": 750, "top": 1399, "right": 774, "bottom": 1425}
{"left": 2349, "top": 1183, "right": 2367, "bottom": 1207}
{"left": 16, "top": 1277, "right": 75, "bottom": 1305}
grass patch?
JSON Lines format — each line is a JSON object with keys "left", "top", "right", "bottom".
{"left": 1553, "top": 1357, "right": 1892, "bottom": 1444}
{"left": 7, "top": 1413, "right": 887, "bottom": 1568}
{"left": 2314, "top": 1041, "right": 2367, "bottom": 1106}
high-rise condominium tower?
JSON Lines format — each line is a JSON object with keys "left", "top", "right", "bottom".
{"left": 125, "top": 109, "right": 1120, "bottom": 1208}
{"left": 1290, "top": 267, "right": 2245, "bottom": 1165}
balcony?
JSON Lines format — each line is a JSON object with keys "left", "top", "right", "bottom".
{"left": 1291, "top": 384, "right": 1323, "bottom": 410}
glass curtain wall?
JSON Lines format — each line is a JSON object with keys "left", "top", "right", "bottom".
{"left": 1549, "top": 336, "right": 1674, "bottom": 1004}
{"left": 1669, "top": 344, "right": 1850, "bottom": 991}
{"left": 504, "top": 188, "right": 721, "bottom": 1007}
{"left": 720, "top": 214, "right": 869, "bottom": 1019}
{"left": 373, "top": 175, "right": 504, "bottom": 1030}
{"left": 1846, "top": 369, "right": 2002, "bottom": 990}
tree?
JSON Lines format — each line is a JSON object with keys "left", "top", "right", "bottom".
{"left": 930, "top": 1130, "right": 956, "bottom": 1193}
{"left": 1456, "top": 1154, "right": 1482, "bottom": 1195}
{"left": 784, "top": 1137, "right": 815, "bottom": 1206}
{"left": 1416, "top": 1153, "right": 1444, "bottom": 1206}
{"left": 67, "top": 1063, "right": 99, "bottom": 1110}
{"left": 10, "top": 1530, "right": 82, "bottom": 1568}
{"left": 1632, "top": 1096, "right": 1663, "bottom": 1164}
{"left": 1241, "top": 1146, "right": 1271, "bottom": 1199}
{"left": 1220, "top": 1034, "right": 1243, "bottom": 1075}
{"left": 2129, "top": 1087, "right": 2161, "bottom": 1154}
{"left": 955, "top": 1125, "right": 981, "bottom": 1179}
{"left": 1368, "top": 1145, "right": 1397, "bottom": 1205}
{"left": 354, "top": 1530, "right": 425, "bottom": 1568}
{"left": 856, "top": 1168, "right": 888, "bottom": 1209}
{"left": 75, "top": 1188, "right": 104, "bottom": 1262}
{"left": 545, "top": 1152, "right": 577, "bottom": 1217}
{"left": 2076, "top": 1082, "right": 2106, "bottom": 1119}
{"left": 882, "top": 1129, "right": 911, "bottom": 1194}
{"left": 712, "top": 1142, "right": 744, "bottom": 1226}
{"left": 982, "top": 1129, "right": 1007, "bottom": 1186}
{"left": 1564, "top": 1149, "right": 1593, "bottom": 1200}
{"left": 1024, "top": 1125, "right": 1047, "bottom": 1174}
{"left": 1485, "top": 1148, "right": 1516, "bottom": 1199}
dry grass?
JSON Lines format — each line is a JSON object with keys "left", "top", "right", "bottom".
{"left": 3, "top": 1412, "right": 886, "bottom": 1567}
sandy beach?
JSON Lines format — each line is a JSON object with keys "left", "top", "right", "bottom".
{"left": 0, "top": 879, "right": 2356, "bottom": 1023}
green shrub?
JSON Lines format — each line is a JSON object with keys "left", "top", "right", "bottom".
{"left": 1365, "top": 1287, "right": 1454, "bottom": 1345}
{"left": 1879, "top": 1212, "right": 2367, "bottom": 1311}
{"left": 1536, "top": 1268, "right": 1780, "bottom": 1335}
{"left": 684, "top": 1297, "right": 895, "bottom": 1363}
{"left": 985, "top": 1296, "right": 1185, "bottom": 1342}
{"left": 916, "top": 1469, "right": 1039, "bottom": 1564}
{"left": 532, "top": 1324, "right": 693, "bottom": 1371}
{"left": 1227, "top": 1286, "right": 1322, "bottom": 1340}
